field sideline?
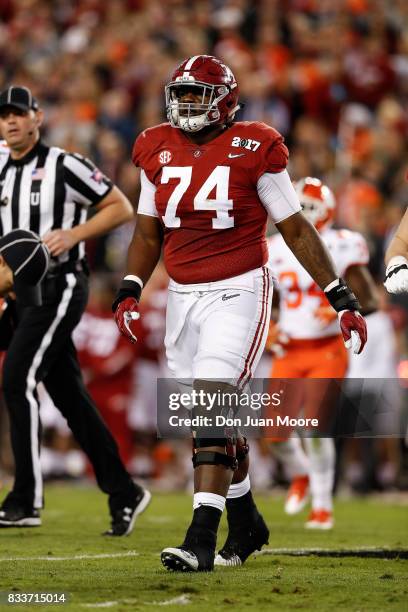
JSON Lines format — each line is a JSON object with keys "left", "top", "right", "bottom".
{"left": 0, "top": 484, "right": 406, "bottom": 611}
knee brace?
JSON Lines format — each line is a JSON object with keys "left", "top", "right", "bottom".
{"left": 192, "top": 437, "right": 238, "bottom": 470}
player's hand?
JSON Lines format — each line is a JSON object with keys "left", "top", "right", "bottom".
{"left": 113, "top": 297, "right": 140, "bottom": 344}
{"left": 265, "top": 321, "right": 289, "bottom": 357}
{"left": 43, "top": 229, "right": 78, "bottom": 256}
{"left": 384, "top": 256, "right": 408, "bottom": 294}
{"left": 314, "top": 305, "right": 337, "bottom": 327}
{"left": 338, "top": 310, "right": 367, "bottom": 355}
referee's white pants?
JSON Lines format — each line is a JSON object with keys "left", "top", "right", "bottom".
{"left": 165, "top": 267, "right": 273, "bottom": 389}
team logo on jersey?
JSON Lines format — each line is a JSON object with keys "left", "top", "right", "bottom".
{"left": 159, "top": 150, "right": 172, "bottom": 164}
{"left": 193, "top": 150, "right": 202, "bottom": 158}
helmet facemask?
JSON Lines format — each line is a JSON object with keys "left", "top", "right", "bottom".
{"left": 165, "top": 81, "right": 230, "bottom": 132}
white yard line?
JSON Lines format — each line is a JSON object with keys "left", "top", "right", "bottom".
{"left": 81, "top": 595, "right": 191, "bottom": 608}
{"left": 81, "top": 603, "right": 119, "bottom": 609}
{"left": 257, "top": 546, "right": 405, "bottom": 555}
{"left": 0, "top": 551, "right": 139, "bottom": 562}
{"left": 155, "top": 595, "right": 191, "bottom": 606}
{"left": 146, "top": 516, "right": 174, "bottom": 524}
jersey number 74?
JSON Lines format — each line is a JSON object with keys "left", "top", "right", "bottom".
{"left": 161, "top": 166, "right": 234, "bottom": 229}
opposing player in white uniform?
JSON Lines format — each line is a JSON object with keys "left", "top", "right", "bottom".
{"left": 268, "top": 177, "right": 378, "bottom": 528}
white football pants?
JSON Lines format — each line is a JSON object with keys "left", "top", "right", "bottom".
{"left": 165, "top": 267, "right": 272, "bottom": 388}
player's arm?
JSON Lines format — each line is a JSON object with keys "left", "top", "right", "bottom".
{"left": 113, "top": 169, "right": 163, "bottom": 343}
{"left": 384, "top": 208, "right": 408, "bottom": 294}
{"left": 345, "top": 265, "right": 379, "bottom": 315}
{"left": 69, "top": 187, "right": 133, "bottom": 243}
{"left": 276, "top": 212, "right": 367, "bottom": 353}
{"left": 276, "top": 212, "right": 337, "bottom": 289}
{"left": 44, "top": 155, "right": 133, "bottom": 256}
{"left": 126, "top": 213, "right": 163, "bottom": 285}
{"left": 258, "top": 170, "right": 367, "bottom": 354}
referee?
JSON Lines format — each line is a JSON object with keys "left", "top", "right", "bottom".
{"left": 0, "top": 86, "right": 150, "bottom": 535}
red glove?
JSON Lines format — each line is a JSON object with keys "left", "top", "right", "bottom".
{"left": 338, "top": 310, "right": 367, "bottom": 355}
{"left": 114, "top": 297, "right": 140, "bottom": 344}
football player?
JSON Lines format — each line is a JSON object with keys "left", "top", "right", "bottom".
{"left": 112, "top": 56, "right": 368, "bottom": 571}
{"left": 385, "top": 207, "right": 408, "bottom": 293}
{"left": 267, "top": 177, "right": 378, "bottom": 529}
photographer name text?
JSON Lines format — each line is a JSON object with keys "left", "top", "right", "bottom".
{"left": 168, "top": 415, "right": 319, "bottom": 428}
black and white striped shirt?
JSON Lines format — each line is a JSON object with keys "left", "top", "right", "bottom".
{"left": 0, "top": 140, "right": 113, "bottom": 263}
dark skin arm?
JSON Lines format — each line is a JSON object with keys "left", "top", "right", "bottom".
{"left": 276, "top": 212, "right": 338, "bottom": 290}
{"left": 344, "top": 264, "right": 379, "bottom": 314}
{"left": 125, "top": 214, "right": 163, "bottom": 285}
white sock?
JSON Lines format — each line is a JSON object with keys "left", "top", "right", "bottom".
{"left": 272, "top": 435, "right": 310, "bottom": 480}
{"left": 193, "top": 492, "right": 225, "bottom": 512}
{"left": 227, "top": 474, "right": 251, "bottom": 499}
{"left": 304, "top": 437, "right": 335, "bottom": 511}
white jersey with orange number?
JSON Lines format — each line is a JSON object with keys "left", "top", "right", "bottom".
{"left": 268, "top": 227, "right": 369, "bottom": 340}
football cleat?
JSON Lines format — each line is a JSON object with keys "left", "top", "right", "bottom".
{"left": 161, "top": 547, "right": 201, "bottom": 572}
{"left": 0, "top": 505, "right": 41, "bottom": 527}
{"left": 284, "top": 475, "right": 310, "bottom": 515}
{"left": 104, "top": 488, "right": 151, "bottom": 536}
{"left": 305, "top": 508, "right": 334, "bottom": 530}
{"left": 214, "top": 512, "right": 269, "bottom": 567}
{"left": 162, "top": 525, "right": 217, "bottom": 572}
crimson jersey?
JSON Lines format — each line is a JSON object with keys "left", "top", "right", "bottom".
{"left": 132, "top": 121, "right": 288, "bottom": 284}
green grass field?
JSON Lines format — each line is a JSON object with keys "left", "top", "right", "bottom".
{"left": 0, "top": 484, "right": 406, "bottom": 611}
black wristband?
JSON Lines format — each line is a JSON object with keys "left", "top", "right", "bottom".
{"left": 324, "top": 278, "right": 361, "bottom": 313}
{"left": 112, "top": 278, "right": 142, "bottom": 312}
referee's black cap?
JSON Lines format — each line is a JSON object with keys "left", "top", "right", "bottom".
{"left": 0, "top": 86, "right": 39, "bottom": 113}
{"left": 0, "top": 230, "right": 50, "bottom": 306}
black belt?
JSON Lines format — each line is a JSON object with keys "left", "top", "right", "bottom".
{"left": 46, "top": 258, "right": 89, "bottom": 278}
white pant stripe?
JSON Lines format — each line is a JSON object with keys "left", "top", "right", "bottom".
{"left": 238, "top": 268, "right": 271, "bottom": 388}
{"left": 26, "top": 273, "right": 77, "bottom": 508}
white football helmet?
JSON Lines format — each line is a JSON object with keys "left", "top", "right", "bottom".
{"left": 296, "top": 177, "right": 336, "bottom": 231}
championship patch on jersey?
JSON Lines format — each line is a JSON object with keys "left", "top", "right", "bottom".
{"left": 158, "top": 150, "right": 172, "bottom": 164}
{"left": 231, "top": 136, "right": 261, "bottom": 151}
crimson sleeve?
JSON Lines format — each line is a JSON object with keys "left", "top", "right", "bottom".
{"left": 131, "top": 132, "right": 146, "bottom": 168}
{"left": 255, "top": 137, "right": 289, "bottom": 180}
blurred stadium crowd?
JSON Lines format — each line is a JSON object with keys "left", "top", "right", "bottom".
{"left": 0, "top": 0, "right": 407, "bottom": 494}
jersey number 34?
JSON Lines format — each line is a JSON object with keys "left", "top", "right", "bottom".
{"left": 161, "top": 166, "right": 233, "bottom": 229}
